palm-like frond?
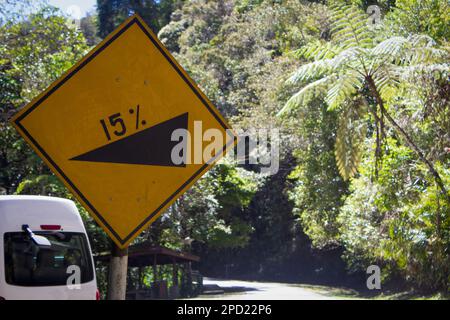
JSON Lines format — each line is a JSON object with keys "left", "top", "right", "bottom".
{"left": 325, "top": 70, "right": 364, "bottom": 110}
{"left": 330, "top": 5, "right": 373, "bottom": 49}
{"left": 335, "top": 101, "right": 367, "bottom": 180}
{"left": 407, "top": 46, "right": 448, "bottom": 65}
{"left": 372, "top": 35, "right": 448, "bottom": 66}
{"left": 409, "top": 34, "right": 436, "bottom": 47}
{"left": 396, "top": 63, "right": 450, "bottom": 82}
{"left": 286, "top": 59, "right": 334, "bottom": 84}
{"left": 331, "top": 46, "right": 367, "bottom": 71}
{"left": 294, "top": 40, "right": 341, "bottom": 61}
{"left": 288, "top": 46, "right": 367, "bottom": 86}
{"left": 278, "top": 76, "right": 334, "bottom": 116}
{"left": 372, "top": 36, "right": 409, "bottom": 62}
{"left": 371, "top": 65, "right": 400, "bottom": 101}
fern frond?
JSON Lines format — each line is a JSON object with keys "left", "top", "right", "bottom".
{"left": 332, "top": 46, "right": 367, "bottom": 71}
{"left": 334, "top": 102, "right": 367, "bottom": 180}
{"left": 279, "top": 76, "right": 334, "bottom": 116}
{"left": 326, "top": 71, "right": 364, "bottom": 110}
{"left": 293, "top": 41, "right": 341, "bottom": 61}
{"left": 372, "top": 36, "right": 409, "bottom": 58}
{"left": 409, "top": 34, "right": 436, "bottom": 47}
{"left": 286, "top": 59, "right": 334, "bottom": 84}
{"left": 395, "top": 63, "right": 450, "bottom": 82}
{"left": 407, "top": 46, "right": 448, "bottom": 65}
{"left": 372, "top": 35, "right": 448, "bottom": 66}
{"left": 330, "top": 5, "right": 373, "bottom": 49}
{"left": 372, "top": 65, "right": 400, "bottom": 101}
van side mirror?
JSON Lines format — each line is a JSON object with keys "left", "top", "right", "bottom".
{"left": 22, "top": 224, "right": 51, "bottom": 248}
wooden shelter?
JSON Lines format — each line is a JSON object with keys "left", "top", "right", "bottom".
{"left": 95, "top": 242, "right": 201, "bottom": 299}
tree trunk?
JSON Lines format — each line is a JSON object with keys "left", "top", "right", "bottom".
{"left": 366, "top": 76, "right": 450, "bottom": 205}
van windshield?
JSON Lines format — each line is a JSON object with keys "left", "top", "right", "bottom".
{"left": 4, "top": 232, "right": 94, "bottom": 286}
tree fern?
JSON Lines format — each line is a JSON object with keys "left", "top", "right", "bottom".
{"left": 280, "top": 4, "right": 450, "bottom": 201}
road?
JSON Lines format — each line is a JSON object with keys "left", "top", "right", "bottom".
{"left": 191, "top": 278, "right": 357, "bottom": 300}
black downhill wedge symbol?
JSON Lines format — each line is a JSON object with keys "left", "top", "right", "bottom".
{"left": 70, "top": 112, "right": 188, "bottom": 167}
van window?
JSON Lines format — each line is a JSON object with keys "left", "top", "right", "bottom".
{"left": 4, "top": 232, "right": 94, "bottom": 286}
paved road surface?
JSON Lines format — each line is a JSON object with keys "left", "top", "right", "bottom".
{"left": 191, "top": 278, "right": 355, "bottom": 300}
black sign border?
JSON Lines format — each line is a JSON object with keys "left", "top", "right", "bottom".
{"left": 14, "top": 16, "right": 235, "bottom": 245}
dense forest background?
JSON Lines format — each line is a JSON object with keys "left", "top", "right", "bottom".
{"left": 1, "top": 0, "right": 449, "bottom": 296}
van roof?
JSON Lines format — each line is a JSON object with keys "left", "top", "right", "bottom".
{"left": 0, "top": 195, "right": 84, "bottom": 232}
{"left": 0, "top": 195, "right": 73, "bottom": 203}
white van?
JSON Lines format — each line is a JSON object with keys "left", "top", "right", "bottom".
{"left": 0, "top": 195, "right": 99, "bottom": 300}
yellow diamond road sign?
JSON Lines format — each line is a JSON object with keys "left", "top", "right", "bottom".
{"left": 11, "top": 15, "right": 236, "bottom": 248}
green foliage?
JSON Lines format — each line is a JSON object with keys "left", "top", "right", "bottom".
{"left": 80, "top": 13, "right": 101, "bottom": 46}
{"left": 158, "top": 1, "right": 340, "bottom": 277}
{"left": 206, "top": 163, "right": 258, "bottom": 248}
{"left": 16, "top": 174, "right": 65, "bottom": 195}
{"left": 160, "top": 162, "right": 259, "bottom": 250}
{"left": 384, "top": 0, "right": 450, "bottom": 42}
{"left": 159, "top": 0, "right": 329, "bottom": 118}
{"left": 235, "top": 0, "right": 265, "bottom": 13}
{"left": 338, "top": 138, "right": 450, "bottom": 290}
{"left": 0, "top": 6, "right": 88, "bottom": 194}
{"left": 288, "top": 99, "right": 348, "bottom": 248}
{"left": 96, "top": 0, "right": 181, "bottom": 37}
